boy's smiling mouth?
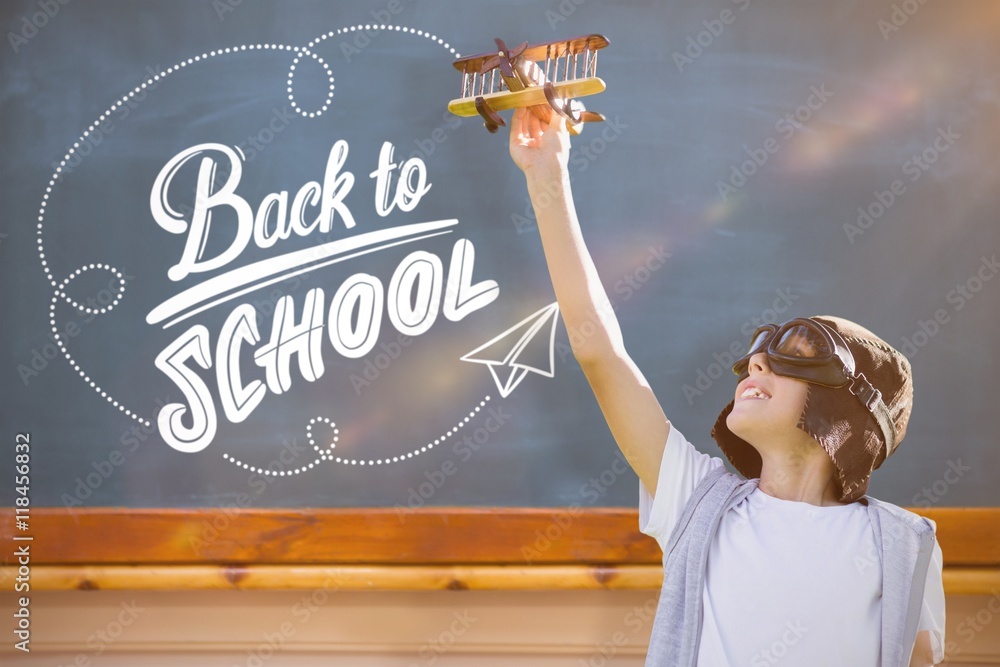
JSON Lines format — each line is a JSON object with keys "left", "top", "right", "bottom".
{"left": 739, "top": 382, "right": 772, "bottom": 401}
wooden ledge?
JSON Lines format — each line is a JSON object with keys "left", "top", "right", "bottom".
{"left": 2, "top": 507, "right": 998, "bottom": 566}
{"left": 2, "top": 564, "right": 999, "bottom": 593}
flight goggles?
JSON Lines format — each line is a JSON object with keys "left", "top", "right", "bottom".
{"left": 732, "top": 317, "right": 898, "bottom": 456}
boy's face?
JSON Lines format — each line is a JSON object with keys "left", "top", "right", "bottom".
{"left": 726, "top": 352, "right": 812, "bottom": 448}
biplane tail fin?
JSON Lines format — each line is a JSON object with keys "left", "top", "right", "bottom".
{"left": 543, "top": 82, "right": 605, "bottom": 135}
{"left": 579, "top": 111, "right": 606, "bottom": 123}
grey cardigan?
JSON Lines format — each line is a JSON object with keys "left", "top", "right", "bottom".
{"left": 645, "top": 466, "right": 937, "bottom": 666}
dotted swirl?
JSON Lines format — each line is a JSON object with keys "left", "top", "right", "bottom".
{"left": 49, "top": 263, "right": 149, "bottom": 426}
{"left": 221, "top": 397, "right": 490, "bottom": 475}
{"left": 287, "top": 48, "right": 335, "bottom": 118}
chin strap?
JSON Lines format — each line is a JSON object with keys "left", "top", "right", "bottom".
{"left": 848, "top": 372, "right": 898, "bottom": 460}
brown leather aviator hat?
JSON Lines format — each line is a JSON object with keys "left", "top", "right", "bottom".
{"left": 710, "top": 315, "right": 913, "bottom": 503}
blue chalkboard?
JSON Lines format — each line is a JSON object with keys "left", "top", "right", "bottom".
{"left": 1, "top": 0, "right": 997, "bottom": 508}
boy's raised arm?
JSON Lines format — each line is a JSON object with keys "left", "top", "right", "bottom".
{"left": 508, "top": 108, "right": 670, "bottom": 496}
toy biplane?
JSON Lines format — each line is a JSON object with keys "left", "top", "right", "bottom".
{"left": 448, "top": 34, "right": 609, "bottom": 135}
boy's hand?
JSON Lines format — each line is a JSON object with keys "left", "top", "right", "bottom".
{"left": 508, "top": 108, "right": 571, "bottom": 179}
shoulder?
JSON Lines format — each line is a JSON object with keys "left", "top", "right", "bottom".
{"left": 864, "top": 495, "right": 937, "bottom": 536}
{"left": 696, "top": 464, "right": 745, "bottom": 493}
{"left": 690, "top": 466, "right": 758, "bottom": 511}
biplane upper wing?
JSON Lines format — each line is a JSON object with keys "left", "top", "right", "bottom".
{"left": 450, "top": 34, "right": 609, "bottom": 77}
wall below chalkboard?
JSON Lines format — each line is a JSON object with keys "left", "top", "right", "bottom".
{"left": 2, "top": 590, "right": 999, "bottom": 665}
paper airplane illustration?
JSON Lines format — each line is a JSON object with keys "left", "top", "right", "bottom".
{"left": 461, "top": 302, "right": 560, "bottom": 398}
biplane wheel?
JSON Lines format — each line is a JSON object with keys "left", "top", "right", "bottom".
{"left": 474, "top": 96, "right": 506, "bottom": 134}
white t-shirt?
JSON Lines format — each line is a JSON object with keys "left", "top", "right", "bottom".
{"left": 639, "top": 423, "right": 945, "bottom": 666}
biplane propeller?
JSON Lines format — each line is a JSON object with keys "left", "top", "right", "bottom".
{"left": 448, "top": 34, "right": 609, "bottom": 135}
{"left": 479, "top": 38, "right": 527, "bottom": 79}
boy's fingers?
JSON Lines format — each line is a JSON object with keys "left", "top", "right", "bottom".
{"left": 512, "top": 107, "right": 525, "bottom": 131}
{"left": 510, "top": 108, "right": 531, "bottom": 149}
{"left": 509, "top": 108, "right": 522, "bottom": 144}
{"left": 547, "top": 112, "right": 568, "bottom": 139}
{"left": 527, "top": 108, "right": 542, "bottom": 139}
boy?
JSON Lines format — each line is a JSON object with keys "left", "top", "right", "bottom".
{"left": 507, "top": 108, "right": 945, "bottom": 666}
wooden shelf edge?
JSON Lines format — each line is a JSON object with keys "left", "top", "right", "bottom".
{"left": 1, "top": 564, "right": 661, "bottom": 591}
{"left": 2, "top": 507, "right": 998, "bottom": 566}
{"left": 2, "top": 564, "right": 999, "bottom": 593}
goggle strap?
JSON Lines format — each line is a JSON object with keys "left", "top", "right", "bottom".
{"left": 848, "top": 372, "right": 898, "bottom": 459}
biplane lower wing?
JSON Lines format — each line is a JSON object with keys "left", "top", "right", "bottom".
{"left": 447, "top": 77, "right": 606, "bottom": 118}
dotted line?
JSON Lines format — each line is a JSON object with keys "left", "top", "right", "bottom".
{"left": 306, "top": 24, "right": 460, "bottom": 59}
{"left": 333, "top": 397, "right": 489, "bottom": 466}
{"left": 221, "top": 397, "right": 490, "bottom": 476}
{"left": 222, "top": 415, "right": 338, "bottom": 477}
{"left": 49, "top": 263, "right": 149, "bottom": 426}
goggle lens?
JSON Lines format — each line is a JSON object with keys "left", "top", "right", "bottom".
{"left": 745, "top": 327, "right": 774, "bottom": 356}
{"left": 774, "top": 324, "right": 831, "bottom": 359}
